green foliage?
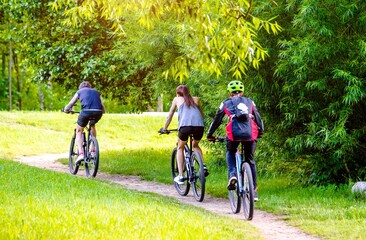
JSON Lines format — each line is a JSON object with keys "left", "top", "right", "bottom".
{"left": 51, "top": 0, "right": 281, "bottom": 80}
{"left": 135, "top": 0, "right": 281, "bottom": 79}
{"left": 0, "top": 0, "right": 156, "bottom": 111}
{"left": 252, "top": 0, "right": 366, "bottom": 184}
{"left": 33, "top": 3, "right": 155, "bottom": 110}
{"left": 1, "top": 0, "right": 282, "bottom": 112}
{"left": 0, "top": 0, "right": 69, "bottom": 110}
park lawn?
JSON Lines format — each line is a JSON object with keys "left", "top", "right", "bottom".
{"left": 1, "top": 111, "right": 366, "bottom": 239}
{"left": 0, "top": 158, "right": 260, "bottom": 239}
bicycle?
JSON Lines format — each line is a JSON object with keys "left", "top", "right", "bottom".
{"left": 210, "top": 137, "right": 254, "bottom": 220}
{"left": 159, "top": 128, "right": 206, "bottom": 202}
{"left": 63, "top": 109, "right": 100, "bottom": 178}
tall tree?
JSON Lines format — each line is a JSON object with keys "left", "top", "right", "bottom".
{"left": 8, "top": 40, "right": 12, "bottom": 110}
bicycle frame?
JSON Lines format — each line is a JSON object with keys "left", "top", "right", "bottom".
{"left": 235, "top": 145, "right": 244, "bottom": 195}
{"left": 184, "top": 135, "right": 194, "bottom": 183}
{"left": 81, "top": 125, "right": 91, "bottom": 155}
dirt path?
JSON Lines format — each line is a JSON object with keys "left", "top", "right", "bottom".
{"left": 15, "top": 153, "right": 321, "bottom": 240}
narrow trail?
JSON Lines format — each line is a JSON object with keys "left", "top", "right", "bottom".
{"left": 15, "top": 153, "right": 322, "bottom": 240}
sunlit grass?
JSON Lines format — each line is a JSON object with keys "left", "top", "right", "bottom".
{"left": 0, "top": 111, "right": 178, "bottom": 157}
{"left": 0, "top": 159, "right": 260, "bottom": 239}
{"left": 0, "top": 111, "right": 71, "bottom": 157}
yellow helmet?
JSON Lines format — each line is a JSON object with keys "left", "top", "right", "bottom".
{"left": 227, "top": 81, "right": 244, "bottom": 93}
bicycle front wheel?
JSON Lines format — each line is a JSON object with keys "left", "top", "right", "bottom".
{"left": 69, "top": 133, "right": 79, "bottom": 175}
{"left": 171, "top": 147, "right": 190, "bottom": 196}
{"left": 241, "top": 162, "right": 254, "bottom": 220}
{"left": 85, "top": 136, "right": 99, "bottom": 178}
{"left": 191, "top": 152, "right": 205, "bottom": 202}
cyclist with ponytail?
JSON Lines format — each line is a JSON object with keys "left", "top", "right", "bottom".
{"left": 163, "top": 85, "right": 208, "bottom": 184}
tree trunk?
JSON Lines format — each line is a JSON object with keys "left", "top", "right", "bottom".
{"left": 14, "top": 53, "right": 22, "bottom": 110}
{"left": 38, "top": 85, "right": 44, "bottom": 111}
{"left": 8, "top": 41, "right": 13, "bottom": 111}
{"left": 157, "top": 95, "right": 163, "bottom": 112}
{"left": 2, "top": 51, "right": 5, "bottom": 79}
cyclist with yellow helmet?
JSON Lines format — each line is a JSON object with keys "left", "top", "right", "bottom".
{"left": 207, "top": 80, "right": 263, "bottom": 201}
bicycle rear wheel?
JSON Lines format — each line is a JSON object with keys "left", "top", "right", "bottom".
{"left": 171, "top": 147, "right": 190, "bottom": 196}
{"left": 85, "top": 136, "right": 99, "bottom": 178}
{"left": 241, "top": 162, "right": 254, "bottom": 220}
{"left": 192, "top": 152, "right": 205, "bottom": 202}
{"left": 228, "top": 184, "right": 241, "bottom": 213}
{"left": 69, "top": 133, "right": 79, "bottom": 175}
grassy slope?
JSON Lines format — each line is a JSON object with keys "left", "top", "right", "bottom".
{"left": 1, "top": 111, "right": 366, "bottom": 239}
{"left": 0, "top": 159, "right": 259, "bottom": 239}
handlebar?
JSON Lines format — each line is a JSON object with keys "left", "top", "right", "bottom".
{"left": 158, "top": 128, "right": 178, "bottom": 135}
{"left": 61, "top": 108, "right": 80, "bottom": 114}
{"left": 208, "top": 137, "right": 226, "bottom": 143}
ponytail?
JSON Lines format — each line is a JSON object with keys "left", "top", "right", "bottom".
{"left": 176, "top": 85, "right": 195, "bottom": 107}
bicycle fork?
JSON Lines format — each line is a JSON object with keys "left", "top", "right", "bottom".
{"left": 235, "top": 150, "right": 243, "bottom": 194}
{"left": 82, "top": 132, "right": 87, "bottom": 155}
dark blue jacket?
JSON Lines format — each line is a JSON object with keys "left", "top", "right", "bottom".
{"left": 207, "top": 96, "right": 264, "bottom": 141}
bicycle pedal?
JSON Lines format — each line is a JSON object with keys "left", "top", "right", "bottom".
{"left": 227, "top": 185, "right": 236, "bottom": 191}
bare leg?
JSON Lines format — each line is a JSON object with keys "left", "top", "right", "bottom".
{"left": 91, "top": 125, "right": 97, "bottom": 138}
{"left": 176, "top": 138, "right": 187, "bottom": 176}
{"left": 193, "top": 139, "right": 209, "bottom": 176}
{"left": 192, "top": 139, "right": 203, "bottom": 160}
{"left": 76, "top": 124, "right": 84, "bottom": 155}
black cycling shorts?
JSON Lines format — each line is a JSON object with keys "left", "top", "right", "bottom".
{"left": 77, "top": 110, "right": 103, "bottom": 128}
{"left": 178, "top": 126, "right": 204, "bottom": 141}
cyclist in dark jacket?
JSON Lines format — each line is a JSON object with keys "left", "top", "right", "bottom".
{"left": 207, "top": 80, "right": 263, "bottom": 201}
{"left": 64, "top": 81, "right": 105, "bottom": 164}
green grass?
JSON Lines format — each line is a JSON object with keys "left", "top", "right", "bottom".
{"left": 0, "top": 159, "right": 260, "bottom": 239}
{"left": 1, "top": 111, "right": 366, "bottom": 239}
